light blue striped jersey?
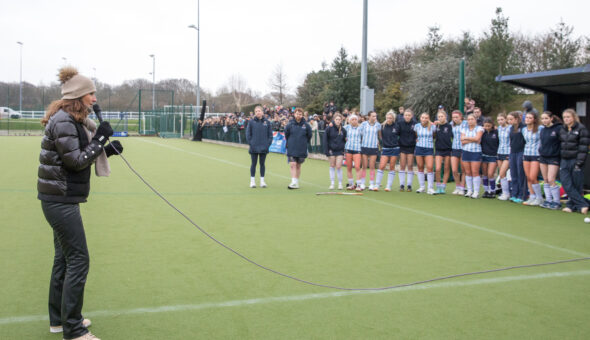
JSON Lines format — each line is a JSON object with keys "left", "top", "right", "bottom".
{"left": 344, "top": 124, "right": 362, "bottom": 152}
{"left": 461, "top": 125, "right": 484, "bottom": 152}
{"left": 522, "top": 125, "right": 544, "bottom": 156}
{"left": 413, "top": 123, "right": 435, "bottom": 149}
{"left": 497, "top": 125, "right": 511, "bottom": 155}
{"left": 360, "top": 121, "right": 381, "bottom": 148}
{"left": 452, "top": 120, "right": 468, "bottom": 150}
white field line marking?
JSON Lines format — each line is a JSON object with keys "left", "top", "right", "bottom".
{"left": 136, "top": 138, "right": 589, "bottom": 257}
{"left": 1, "top": 269, "right": 589, "bottom": 325}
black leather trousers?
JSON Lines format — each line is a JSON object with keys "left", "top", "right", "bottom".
{"left": 41, "top": 201, "right": 90, "bottom": 340}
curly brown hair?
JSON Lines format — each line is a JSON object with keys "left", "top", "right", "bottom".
{"left": 41, "top": 99, "right": 89, "bottom": 126}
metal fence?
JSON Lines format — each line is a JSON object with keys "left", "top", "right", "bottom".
{"left": 201, "top": 125, "right": 325, "bottom": 154}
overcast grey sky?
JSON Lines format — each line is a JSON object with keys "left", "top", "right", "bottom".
{"left": 1, "top": 0, "right": 588, "bottom": 95}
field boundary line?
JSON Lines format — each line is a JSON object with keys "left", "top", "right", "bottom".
{"left": 136, "top": 138, "right": 589, "bottom": 258}
{"left": 1, "top": 269, "right": 589, "bottom": 326}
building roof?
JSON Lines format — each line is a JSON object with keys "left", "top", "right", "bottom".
{"left": 495, "top": 64, "right": 590, "bottom": 96}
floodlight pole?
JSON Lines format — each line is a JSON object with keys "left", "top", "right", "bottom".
{"left": 359, "top": 0, "right": 368, "bottom": 114}
{"left": 149, "top": 54, "right": 155, "bottom": 111}
{"left": 17, "top": 41, "right": 23, "bottom": 114}
{"left": 189, "top": 0, "right": 201, "bottom": 116}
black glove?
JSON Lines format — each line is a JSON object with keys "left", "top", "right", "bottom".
{"left": 104, "top": 140, "right": 123, "bottom": 157}
{"left": 93, "top": 121, "right": 113, "bottom": 144}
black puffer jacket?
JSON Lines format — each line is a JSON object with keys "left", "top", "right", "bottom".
{"left": 37, "top": 110, "right": 104, "bottom": 203}
{"left": 559, "top": 122, "right": 590, "bottom": 167}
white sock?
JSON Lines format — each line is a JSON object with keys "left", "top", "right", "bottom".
{"left": 532, "top": 183, "right": 542, "bottom": 200}
{"left": 418, "top": 172, "right": 425, "bottom": 188}
{"left": 337, "top": 168, "right": 343, "bottom": 183}
{"left": 473, "top": 176, "right": 481, "bottom": 194}
{"left": 387, "top": 171, "right": 395, "bottom": 188}
{"left": 348, "top": 178, "right": 354, "bottom": 185}
{"left": 466, "top": 176, "right": 473, "bottom": 192}
{"left": 543, "top": 184, "right": 552, "bottom": 202}
{"left": 551, "top": 185, "right": 560, "bottom": 203}
{"left": 251, "top": 177, "right": 255, "bottom": 182}
{"left": 329, "top": 167, "right": 335, "bottom": 182}
{"left": 291, "top": 178, "right": 297, "bottom": 184}
{"left": 399, "top": 171, "right": 406, "bottom": 187}
{"left": 407, "top": 171, "right": 414, "bottom": 187}
{"left": 427, "top": 172, "right": 434, "bottom": 190}
{"left": 501, "top": 177, "right": 509, "bottom": 196}
{"left": 376, "top": 170, "right": 384, "bottom": 186}
{"left": 357, "top": 179, "right": 363, "bottom": 186}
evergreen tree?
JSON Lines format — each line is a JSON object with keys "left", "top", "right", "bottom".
{"left": 472, "top": 7, "right": 516, "bottom": 113}
{"left": 547, "top": 20, "right": 581, "bottom": 69}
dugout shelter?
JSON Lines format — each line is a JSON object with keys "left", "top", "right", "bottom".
{"left": 496, "top": 64, "right": 590, "bottom": 189}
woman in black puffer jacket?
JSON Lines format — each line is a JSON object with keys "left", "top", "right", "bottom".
{"left": 558, "top": 109, "right": 590, "bottom": 214}
{"left": 38, "top": 67, "right": 123, "bottom": 340}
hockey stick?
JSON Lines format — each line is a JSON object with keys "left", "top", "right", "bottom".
{"left": 316, "top": 192, "right": 363, "bottom": 196}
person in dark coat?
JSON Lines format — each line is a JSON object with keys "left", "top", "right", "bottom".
{"left": 246, "top": 106, "right": 273, "bottom": 188}
{"left": 285, "top": 107, "right": 312, "bottom": 189}
{"left": 539, "top": 111, "right": 563, "bottom": 209}
{"left": 558, "top": 109, "right": 590, "bottom": 214}
{"left": 38, "top": 67, "right": 123, "bottom": 340}
{"left": 398, "top": 108, "right": 417, "bottom": 191}
{"left": 323, "top": 113, "right": 347, "bottom": 189}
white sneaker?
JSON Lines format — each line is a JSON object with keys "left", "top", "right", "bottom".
{"left": 464, "top": 190, "right": 473, "bottom": 197}
{"left": 384, "top": 187, "right": 391, "bottom": 192}
{"left": 457, "top": 189, "right": 465, "bottom": 196}
{"left": 530, "top": 198, "right": 543, "bottom": 206}
{"left": 416, "top": 186, "right": 425, "bottom": 193}
{"left": 329, "top": 183, "right": 334, "bottom": 190}
{"left": 471, "top": 191, "right": 479, "bottom": 199}
{"left": 288, "top": 182, "right": 299, "bottom": 189}
{"left": 498, "top": 193, "right": 510, "bottom": 201}
{"left": 338, "top": 183, "right": 343, "bottom": 190}
{"left": 360, "top": 183, "right": 366, "bottom": 191}
{"left": 522, "top": 197, "right": 536, "bottom": 206}
{"left": 427, "top": 188, "right": 436, "bottom": 195}
{"left": 250, "top": 180, "right": 256, "bottom": 188}
{"left": 50, "top": 319, "right": 92, "bottom": 333}
{"left": 260, "top": 179, "right": 267, "bottom": 188}
{"left": 452, "top": 188, "right": 459, "bottom": 195}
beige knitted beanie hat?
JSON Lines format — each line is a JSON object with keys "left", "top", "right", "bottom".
{"left": 59, "top": 67, "right": 96, "bottom": 100}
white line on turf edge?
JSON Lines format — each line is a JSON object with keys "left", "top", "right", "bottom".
{"left": 1, "top": 270, "right": 589, "bottom": 325}
{"left": 136, "top": 138, "right": 589, "bottom": 257}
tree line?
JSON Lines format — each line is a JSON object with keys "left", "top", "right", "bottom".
{"left": 1, "top": 8, "right": 588, "bottom": 115}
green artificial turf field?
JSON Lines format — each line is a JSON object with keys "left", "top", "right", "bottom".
{"left": 1, "top": 136, "right": 589, "bottom": 339}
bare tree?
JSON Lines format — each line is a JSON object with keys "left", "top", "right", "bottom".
{"left": 268, "top": 63, "right": 288, "bottom": 105}
{"left": 228, "top": 74, "right": 248, "bottom": 112}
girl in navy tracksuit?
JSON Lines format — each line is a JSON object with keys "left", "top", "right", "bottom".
{"left": 435, "top": 111, "right": 453, "bottom": 194}
{"left": 324, "top": 113, "right": 347, "bottom": 189}
{"left": 481, "top": 117, "right": 499, "bottom": 198}
{"left": 398, "top": 109, "right": 417, "bottom": 191}
{"left": 539, "top": 111, "right": 562, "bottom": 209}
{"left": 507, "top": 111, "right": 527, "bottom": 203}
{"left": 376, "top": 111, "right": 400, "bottom": 191}
{"left": 246, "top": 106, "right": 273, "bottom": 188}
{"left": 285, "top": 108, "right": 312, "bottom": 189}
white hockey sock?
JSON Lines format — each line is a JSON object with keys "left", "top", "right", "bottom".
{"left": 473, "top": 176, "right": 481, "bottom": 194}
{"left": 386, "top": 171, "right": 396, "bottom": 188}
{"left": 376, "top": 170, "right": 384, "bottom": 186}
{"left": 418, "top": 172, "right": 425, "bottom": 188}
{"left": 398, "top": 171, "right": 406, "bottom": 187}
{"left": 466, "top": 176, "right": 473, "bottom": 192}
{"left": 427, "top": 172, "right": 434, "bottom": 190}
